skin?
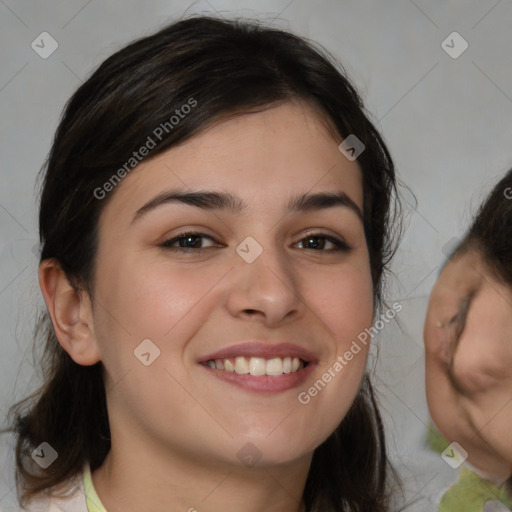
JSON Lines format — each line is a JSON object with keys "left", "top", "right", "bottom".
{"left": 424, "top": 248, "right": 512, "bottom": 482}
{"left": 39, "top": 101, "right": 375, "bottom": 512}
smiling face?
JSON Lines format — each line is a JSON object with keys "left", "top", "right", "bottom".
{"left": 84, "top": 101, "right": 374, "bottom": 470}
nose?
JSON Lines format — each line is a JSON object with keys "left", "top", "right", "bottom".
{"left": 224, "top": 240, "right": 304, "bottom": 328}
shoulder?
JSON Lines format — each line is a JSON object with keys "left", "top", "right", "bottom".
{"left": 7, "top": 465, "right": 88, "bottom": 512}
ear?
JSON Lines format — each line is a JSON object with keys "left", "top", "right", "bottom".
{"left": 38, "top": 259, "right": 101, "bottom": 366}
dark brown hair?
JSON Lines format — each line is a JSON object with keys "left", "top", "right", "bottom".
{"left": 458, "top": 169, "right": 512, "bottom": 285}
{"left": 3, "top": 16, "right": 403, "bottom": 511}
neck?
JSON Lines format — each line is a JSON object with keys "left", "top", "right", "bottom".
{"left": 92, "top": 426, "right": 311, "bottom": 512}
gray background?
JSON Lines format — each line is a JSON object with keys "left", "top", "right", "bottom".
{"left": 1, "top": 1, "right": 512, "bottom": 510}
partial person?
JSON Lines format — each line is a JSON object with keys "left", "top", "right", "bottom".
{"left": 425, "top": 170, "right": 512, "bottom": 511}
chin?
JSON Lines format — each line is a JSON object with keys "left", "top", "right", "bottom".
{"left": 227, "top": 432, "right": 323, "bottom": 469}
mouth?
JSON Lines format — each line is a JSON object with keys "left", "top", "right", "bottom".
{"left": 198, "top": 342, "right": 316, "bottom": 393}
{"left": 202, "top": 356, "right": 308, "bottom": 375}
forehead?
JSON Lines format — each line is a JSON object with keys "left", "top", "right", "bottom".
{"left": 100, "top": 101, "right": 364, "bottom": 223}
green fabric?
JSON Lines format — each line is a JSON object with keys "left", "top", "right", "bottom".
{"left": 83, "top": 462, "right": 108, "bottom": 512}
{"left": 425, "top": 422, "right": 450, "bottom": 454}
{"left": 425, "top": 421, "right": 512, "bottom": 511}
{"left": 439, "top": 466, "right": 512, "bottom": 512}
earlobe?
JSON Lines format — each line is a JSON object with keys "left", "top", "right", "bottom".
{"left": 38, "top": 259, "right": 101, "bottom": 366}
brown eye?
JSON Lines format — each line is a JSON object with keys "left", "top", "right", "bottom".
{"left": 296, "top": 234, "right": 351, "bottom": 252}
{"left": 160, "top": 232, "right": 219, "bottom": 251}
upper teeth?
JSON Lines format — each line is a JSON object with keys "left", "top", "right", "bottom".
{"left": 206, "top": 356, "right": 304, "bottom": 376}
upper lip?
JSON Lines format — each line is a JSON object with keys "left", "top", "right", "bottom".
{"left": 198, "top": 342, "right": 317, "bottom": 364}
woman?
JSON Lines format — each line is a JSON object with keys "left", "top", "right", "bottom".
{"left": 2, "top": 16, "right": 403, "bottom": 512}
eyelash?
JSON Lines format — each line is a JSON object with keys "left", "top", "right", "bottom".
{"left": 160, "top": 231, "right": 351, "bottom": 253}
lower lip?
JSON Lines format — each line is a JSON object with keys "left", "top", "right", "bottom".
{"left": 200, "top": 363, "right": 315, "bottom": 393}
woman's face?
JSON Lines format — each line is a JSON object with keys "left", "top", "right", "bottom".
{"left": 87, "top": 101, "right": 374, "bottom": 469}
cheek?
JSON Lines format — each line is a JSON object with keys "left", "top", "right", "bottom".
{"left": 95, "top": 253, "right": 215, "bottom": 334}
{"left": 90, "top": 254, "right": 215, "bottom": 382}
{"left": 304, "top": 263, "right": 374, "bottom": 352}
{"left": 91, "top": 257, "right": 220, "bottom": 419}
{"left": 295, "top": 262, "right": 374, "bottom": 421}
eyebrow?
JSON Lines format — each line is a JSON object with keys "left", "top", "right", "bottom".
{"left": 132, "top": 189, "right": 363, "bottom": 224}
